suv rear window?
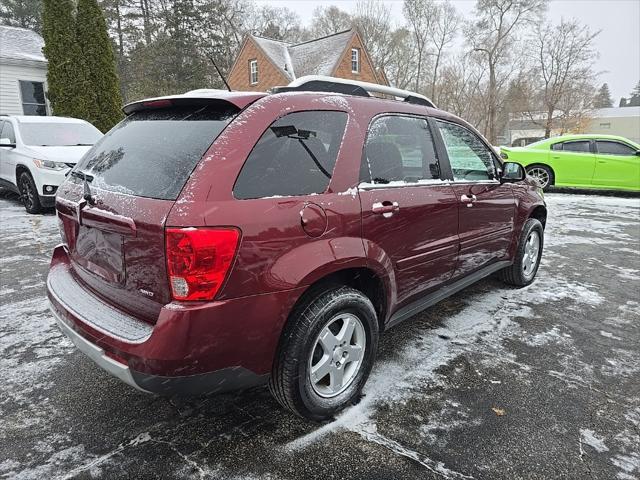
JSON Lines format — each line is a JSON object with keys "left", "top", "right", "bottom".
{"left": 233, "top": 111, "right": 348, "bottom": 199}
{"left": 74, "top": 104, "right": 237, "bottom": 200}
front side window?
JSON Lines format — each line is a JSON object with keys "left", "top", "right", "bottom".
{"left": 562, "top": 141, "right": 591, "bottom": 153}
{"left": 361, "top": 115, "right": 440, "bottom": 184}
{"left": 596, "top": 140, "right": 636, "bottom": 156}
{"left": 436, "top": 120, "right": 496, "bottom": 181}
{"left": 249, "top": 59, "right": 258, "bottom": 85}
{"left": 233, "top": 111, "right": 348, "bottom": 199}
{"left": 19, "top": 80, "right": 47, "bottom": 116}
{"left": 351, "top": 48, "right": 360, "bottom": 73}
{"left": 551, "top": 143, "right": 563, "bottom": 151}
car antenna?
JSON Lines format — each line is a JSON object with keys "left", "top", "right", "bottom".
{"left": 207, "top": 55, "right": 232, "bottom": 92}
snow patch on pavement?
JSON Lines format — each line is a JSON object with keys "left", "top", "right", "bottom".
{"left": 580, "top": 428, "right": 609, "bottom": 453}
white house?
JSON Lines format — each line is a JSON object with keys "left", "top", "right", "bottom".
{"left": 507, "top": 106, "right": 640, "bottom": 146}
{"left": 0, "top": 26, "right": 49, "bottom": 116}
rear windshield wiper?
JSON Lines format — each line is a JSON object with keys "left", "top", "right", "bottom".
{"left": 270, "top": 125, "right": 332, "bottom": 179}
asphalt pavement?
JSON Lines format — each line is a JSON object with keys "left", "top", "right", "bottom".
{"left": 1, "top": 189, "right": 639, "bottom": 480}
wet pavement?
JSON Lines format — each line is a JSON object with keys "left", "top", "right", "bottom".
{"left": 1, "top": 189, "right": 639, "bottom": 480}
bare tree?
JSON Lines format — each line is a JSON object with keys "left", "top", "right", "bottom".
{"left": 310, "top": 6, "right": 353, "bottom": 37}
{"left": 385, "top": 28, "right": 419, "bottom": 90}
{"left": 437, "top": 53, "right": 488, "bottom": 129}
{"left": 403, "top": 0, "right": 438, "bottom": 92}
{"left": 429, "top": 1, "right": 459, "bottom": 102}
{"left": 528, "top": 19, "right": 599, "bottom": 137}
{"left": 466, "top": 0, "right": 547, "bottom": 144}
{"left": 353, "top": 0, "right": 395, "bottom": 72}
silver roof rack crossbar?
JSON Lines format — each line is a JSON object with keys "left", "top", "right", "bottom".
{"left": 273, "top": 75, "right": 436, "bottom": 108}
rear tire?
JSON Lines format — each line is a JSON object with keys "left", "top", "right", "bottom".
{"left": 269, "top": 286, "right": 379, "bottom": 421}
{"left": 500, "top": 218, "right": 544, "bottom": 287}
{"left": 525, "top": 164, "right": 554, "bottom": 191}
{"left": 18, "top": 172, "right": 42, "bottom": 214}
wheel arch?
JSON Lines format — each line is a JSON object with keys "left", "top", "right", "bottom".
{"left": 15, "top": 163, "right": 33, "bottom": 183}
{"left": 528, "top": 204, "right": 548, "bottom": 229}
{"left": 287, "top": 266, "right": 389, "bottom": 337}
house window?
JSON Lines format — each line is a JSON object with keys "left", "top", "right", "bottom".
{"left": 249, "top": 59, "right": 258, "bottom": 85}
{"left": 19, "top": 81, "right": 47, "bottom": 116}
{"left": 351, "top": 48, "right": 360, "bottom": 73}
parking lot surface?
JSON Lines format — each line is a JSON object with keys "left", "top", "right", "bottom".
{"left": 1, "top": 190, "right": 639, "bottom": 480}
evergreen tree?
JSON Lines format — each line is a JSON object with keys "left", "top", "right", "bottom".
{"left": 42, "top": 0, "right": 91, "bottom": 119}
{"left": 0, "top": 0, "right": 43, "bottom": 33}
{"left": 593, "top": 83, "right": 613, "bottom": 108}
{"left": 627, "top": 80, "right": 640, "bottom": 107}
{"left": 619, "top": 97, "right": 627, "bottom": 107}
{"left": 77, "top": 0, "right": 123, "bottom": 132}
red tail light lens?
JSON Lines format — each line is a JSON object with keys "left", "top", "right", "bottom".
{"left": 165, "top": 227, "right": 240, "bottom": 301}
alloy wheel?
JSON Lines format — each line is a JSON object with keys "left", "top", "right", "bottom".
{"left": 528, "top": 167, "right": 550, "bottom": 189}
{"left": 20, "top": 177, "right": 35, "bottom": 210}
{"left": 522, "top": 230, "right": 541, "bottom": 280}
{"left": 308, "top": 312, "right": 366, "bottom": 398}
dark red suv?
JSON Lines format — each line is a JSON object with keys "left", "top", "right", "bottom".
{"left": 47, "top": 77, "right": 546, "bottom": 420}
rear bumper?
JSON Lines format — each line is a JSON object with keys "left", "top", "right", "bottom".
{"left": 47, "top": 245, "right": 305, "bottom": 395}
{"left": 50, "top": 304, "right": 150, "bottom": 392}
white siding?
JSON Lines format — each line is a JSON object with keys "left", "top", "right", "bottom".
{"left": 0, "top": 61, "right": 48, "bottom": 115}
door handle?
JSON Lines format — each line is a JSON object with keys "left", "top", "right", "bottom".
{"left": 460, "top": 194, "right": 477, "bottom": 204}
{"left": 372, "top": 201, "right": 399, "bottom": 217}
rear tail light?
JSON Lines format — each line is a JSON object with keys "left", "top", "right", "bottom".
{"left": 165, "top": 227, "right": 240, "bottom": 301}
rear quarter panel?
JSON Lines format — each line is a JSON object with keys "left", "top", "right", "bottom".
{"left": 167, "top": 93, "right": 370, "bottom": 300}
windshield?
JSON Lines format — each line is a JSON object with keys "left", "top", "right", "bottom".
{"left": 19, "top": 122, "right": 103, "bottom": 147}
{"left": 73, "top": 104, "right": 238, "bottom": 200}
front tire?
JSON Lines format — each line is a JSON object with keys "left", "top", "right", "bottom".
{"left": 500, "top": 218, "right": 544, "bottom": 287}
{"left": 526, "top": 165, "right": 554, "bottom": 191}
{"left": 19, "top": 172, "right": 42, "bottom": 214}
{"left": 269, "top": 286, "right": 379, "bottom": 421}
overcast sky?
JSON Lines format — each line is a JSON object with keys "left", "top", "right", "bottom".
{"left": 256, "top": 0, "right": 640, "bottom": 104}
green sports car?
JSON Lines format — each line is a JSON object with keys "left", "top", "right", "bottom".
{"left": 500, "top": 134, "right": 640, "bottom": 191}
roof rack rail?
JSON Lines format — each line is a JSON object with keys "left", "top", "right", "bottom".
{"left": 271, "top": 75, "right": 436, "bottom": 108}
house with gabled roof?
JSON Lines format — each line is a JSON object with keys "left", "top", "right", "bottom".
{"left": 0, "top": 26, "right": 49, "bottom": 115}
{"left": 227, "top": 29, "right": 387, "bottom": 92}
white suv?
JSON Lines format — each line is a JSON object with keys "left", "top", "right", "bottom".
{"left": 0, "top": 115, "right": 103, "bottom": 213}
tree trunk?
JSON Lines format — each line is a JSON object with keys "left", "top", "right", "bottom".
{"left": 487, "top": 60, "right": 497, "bottom": 144}
{"left": 544, "top": 107, "right": 554, "bottom": 138}
{"left": 415, "top": 45, "right": 422, "bottom": 92}
{"left": 430, "top": 51, "right": 441, "bottom": 102}
{"left": 140, "top": 0, "right": 151, "bottom": 45}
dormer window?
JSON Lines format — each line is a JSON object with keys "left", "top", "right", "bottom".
{"left": 249, "top": 59, "right": 258, "bottom": 85}
{"left": 351, "top": 48, "right": 360, "bottom": 74}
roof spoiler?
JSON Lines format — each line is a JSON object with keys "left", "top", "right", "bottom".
{"left": 122, "top": 90, "right": 264, "bottom": 115}
{"left": 271, "top": 75, "right": 436, "bottom": 108}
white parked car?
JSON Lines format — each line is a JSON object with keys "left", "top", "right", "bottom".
{"left": 0, "top": 115, "right": 103, "bottom": 213}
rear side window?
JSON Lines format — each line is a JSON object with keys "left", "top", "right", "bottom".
{"left": 596, "top": 140, "right": 636, "bottom": 156}
{"left": 74, "top": 104, "right": 238, "bottom": 200}
{"left": 562, "top": 141, "right": 590, "bottom": 153}
{"left": 233, "top": 111, "right": 347, "bottom": 199}
{"left": 361, "top": 115, "right": 440, "bottom": 184}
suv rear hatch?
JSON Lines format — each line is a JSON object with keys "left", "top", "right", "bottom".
{"left": 56, "top": 100, "right": 240, "bottom": 323}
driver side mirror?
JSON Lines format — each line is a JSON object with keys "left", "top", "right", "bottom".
{"left": 500, "top": 162, "right": 525, "bottom": 183}
{"left": 0, "top": 137, "right": 16, "bottom": 148}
